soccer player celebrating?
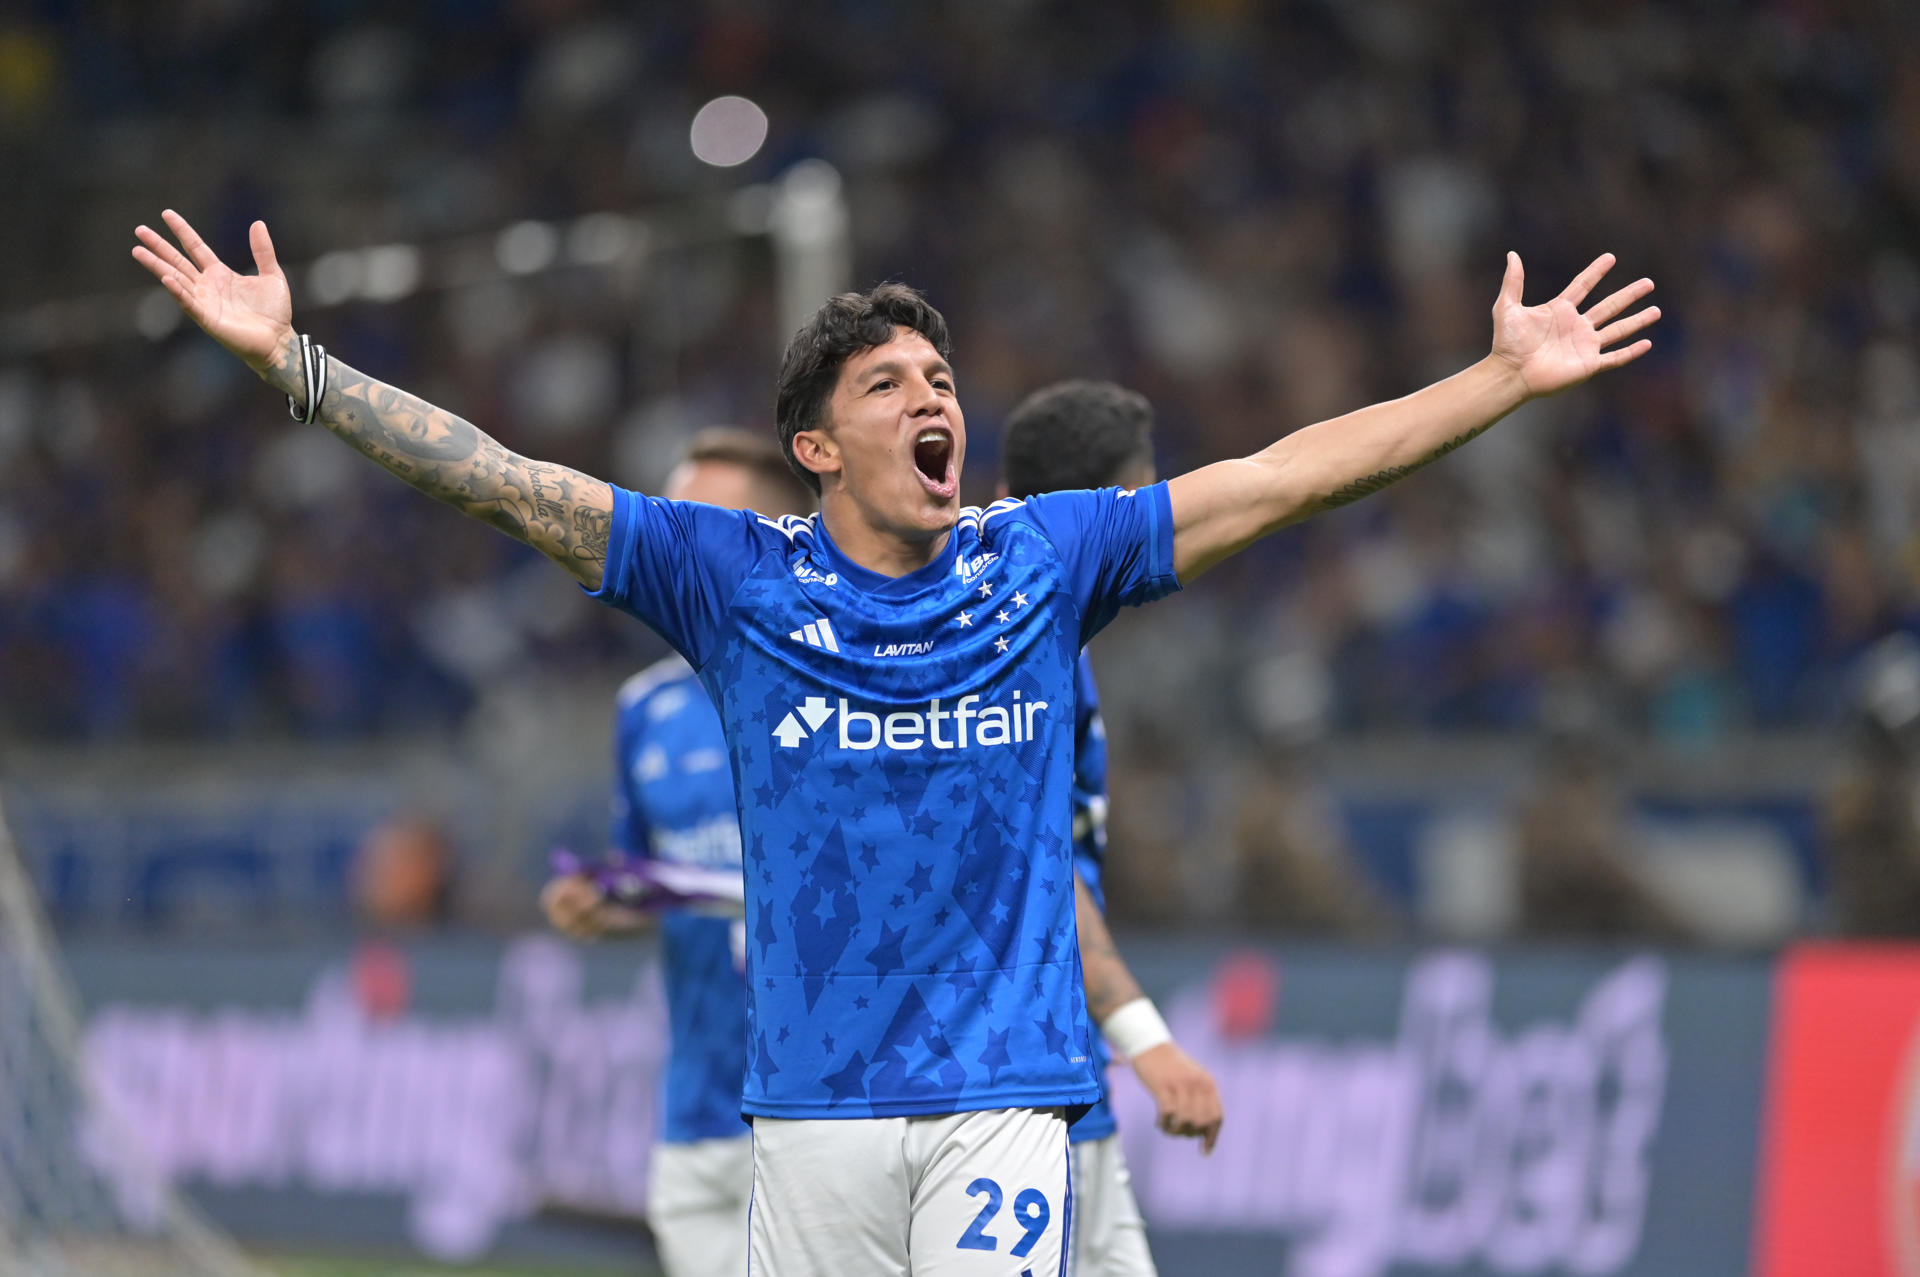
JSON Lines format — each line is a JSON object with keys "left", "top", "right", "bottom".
{"left": 541, "top": 429, "right": 814, "bottom": 1277}
{"left": 134, "top": 209, "right": 1657, "bottom": 1274}
{"left": 1000, "top": 379, "right": 1220, "bottom": 1276}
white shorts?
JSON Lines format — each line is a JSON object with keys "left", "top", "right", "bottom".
{"left": 647, "top": 1136, "right": 754, "bottom": 1277}
{"left": 1067, "top": 1136, "right": 1156, "bottom": 1277}
{"left": 749, "top": 1107, "right": 1073, "bottom": 1276}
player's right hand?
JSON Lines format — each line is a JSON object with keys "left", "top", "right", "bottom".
{"left": 132, "top": 211, "right": 294, "bottom": 379}
{"left": 542, "top": 873, "right": 614, "bottom": 940}
{"left": 1131, "top": 1041, "right": 1224, "bottom": 1155}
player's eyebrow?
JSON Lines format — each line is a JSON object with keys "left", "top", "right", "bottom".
{"left": 862, "top": 357, "right": 955, "bottom": 384}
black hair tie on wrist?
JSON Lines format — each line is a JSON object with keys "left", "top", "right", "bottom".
{"left": 285, "top": 333, "right": 328, "bottom": 425}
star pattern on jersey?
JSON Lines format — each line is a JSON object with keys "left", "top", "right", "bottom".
{"left": 790, "top": 822, "right": 859, "bottom": 1010}
{"left": 822, "top": 1050, "right": 869, "bottom": 1104}
{"left": 977, "top": 1027, "right": 1013, "bottom": 1085}
{"left": 865, "top": 920, "right": 908, "bottom": 979}
{"left": 670, "top": 497, "right": 1174, "bottom": 1120}
{"left": 1036, "top": 1014, "right": 1072, "bottom": 1059}
{"left": 868, "top": 988, "right": 967, "bottom": 1098}
{"left": 752, "top": 1033, "right": 781, "bottom": 1086}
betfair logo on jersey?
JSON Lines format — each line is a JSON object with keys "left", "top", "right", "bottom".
{"left": 771, "top": 692, "right": 1051, "bottom": 751}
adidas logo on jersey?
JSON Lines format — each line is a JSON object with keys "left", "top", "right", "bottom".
{"left": 792, "top": 563, "right": 838, "bottom": 587}
{"left": 788, "top": 617, "right": 841, "bottom": 652}
{"left": 771, "top": 692, "right": 1051, "bottom": 751}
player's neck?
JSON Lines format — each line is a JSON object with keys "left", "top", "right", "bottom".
{"left": 818, "top": 497, "right": 952, "bottom": 579}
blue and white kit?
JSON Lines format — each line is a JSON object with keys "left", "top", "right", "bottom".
{"left": 609, "top": 657, "right": 751, "bottom": 1144}
{"left": 587, "top": 484, "right": 1180, "bottom": 1122}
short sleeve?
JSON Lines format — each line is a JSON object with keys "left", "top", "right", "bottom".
{"left": 584, "top": 487, "right": 777, "bottom": 667}
{"left": 1019, "top": 483, "right": 1181, "bottom": 645}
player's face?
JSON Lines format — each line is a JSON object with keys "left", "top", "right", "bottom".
{"left": 805, "top": 328, "right": 964, "bottom": 542}
{"left": 664, "top": 459, "right": 763, "bottom": 512}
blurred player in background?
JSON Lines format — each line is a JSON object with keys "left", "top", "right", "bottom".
{"left": 134, "top": 203, "right": 1656, "bottom": 1275}
{"left": 1001, "top": 379, "right": 1222, "bottom": 1276}
{"left": 541, "top": 429, "right": 814, "bottom": 1277}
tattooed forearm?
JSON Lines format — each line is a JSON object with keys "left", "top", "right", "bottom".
{"left": 277, "top": 336, "right": 613, "bottom": 587}
{"left": 1075, "top": 873, "right": 1144, "bottom": 1023}
{"left": 1318, "top": 425, "right": 1490, "bottom": 510}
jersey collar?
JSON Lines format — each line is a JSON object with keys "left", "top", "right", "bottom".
{"left": 810, "top": 515, "right": 963, "bottom": 598}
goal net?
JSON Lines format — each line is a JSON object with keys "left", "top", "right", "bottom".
{"left": 0, "top": 793, "right": 262, "bottom": 1277}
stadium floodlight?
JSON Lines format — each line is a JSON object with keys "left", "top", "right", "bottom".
{"left": 769, "top": 159, "right": 851, "bottom": 348}
{"left": 360, "top": 244, "right": 423, "bottom": 303}
{"left": 567, "top": 213, "right": 644, "bottom": 267}
{"left": 690, "top": 95, "right": 769, "bottom": 168}
{"left": 496, "top": 220, "right": 560, "bottom": 275}
{"left": 133, "top": 289, "right": 181, "bottom": 341}
{"left": 307, "top": 249, "right": 363, "bottom": 306}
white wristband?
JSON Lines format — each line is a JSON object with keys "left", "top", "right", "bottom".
{"left": 1100, "top": 997, "right": 1172, "bottom": 1061}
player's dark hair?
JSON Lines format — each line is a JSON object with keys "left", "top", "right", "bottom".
{"left": 775, "top": 283, "right": 953, "bottom": 494}
{"left": 1001, "top": 380, "right": 1155, "bottom": 498}
{"left": 680, "top": 426, "right": 816, "bottom": 516}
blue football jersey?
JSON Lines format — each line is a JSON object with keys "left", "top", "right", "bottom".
{"left": 589, "top": 484, "right": 1180, "bottom": 1119}
{"left": 1066, "top": 652, "right": 1118, "bottom": 1144}
{"left": 611, "top": 656, "right": 750, "bottom": 1143}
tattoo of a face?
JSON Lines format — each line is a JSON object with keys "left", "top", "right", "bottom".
{"left": 1320, "top": 426, "right": 1489, "bottom": 509}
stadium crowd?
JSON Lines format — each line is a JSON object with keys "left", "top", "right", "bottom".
{"left": 1, "top": 1, "right": 1914, "bottom": 934}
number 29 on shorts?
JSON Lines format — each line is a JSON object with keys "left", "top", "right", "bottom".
{"left": 956, "top": 1176, "right": 1050, "bottom": 1259}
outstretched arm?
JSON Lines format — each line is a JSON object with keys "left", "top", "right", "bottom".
{"left": 132, "top": 211, "right": 613, "bottom": 588}
{"left": 1076, "top": 873, "right": 1223, "bottom": 1153}
{"left": 1167, "top": 252, "right": 1660, "bottom": 581}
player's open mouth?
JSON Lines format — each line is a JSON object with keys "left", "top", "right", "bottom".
{"left": 912, "top": 426, "right": 956, "bottom": 499}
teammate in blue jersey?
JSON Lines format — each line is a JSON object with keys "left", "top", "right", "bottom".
{"left": 1001, "top": 380, "right": 1221, "bottom": 1277}
{"left": 137, "top": 205, "right": 1658, "bottom": 1275}
{"left": 542, "top": 430, "right": 814, "bottom": 1277}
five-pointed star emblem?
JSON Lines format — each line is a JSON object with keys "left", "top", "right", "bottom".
{"left": 956, "top": 611, "right": 973, "bottom": 627}
{"left": 994, "top": 636, "right": 1010, "bottom": 653}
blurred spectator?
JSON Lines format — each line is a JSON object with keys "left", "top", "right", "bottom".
{"left": 1231, "top": 741, "right": 1392, "bottom": 937}
{"left": 1824, "top": 634, "right": 1920, "bottom": 937}
{"left": 0, "top": 2, "right": 1910, "bottom": 943}
{"left": 351, "top": 816, "right": 454, "bottom": 931}
{"left": 1513, "top": 703, "right": 1694, "bottom": 944}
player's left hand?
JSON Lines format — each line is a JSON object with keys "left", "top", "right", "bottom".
{"left": 1490, "top": 252, "right": 1660, "bottom": 399}
{"left": 1131, "top": 1041, "right": 1224, "bottom": 1155}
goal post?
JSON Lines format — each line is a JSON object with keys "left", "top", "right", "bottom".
{"left": 0, "top": 792, "right": 264, "bottom": 1277}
